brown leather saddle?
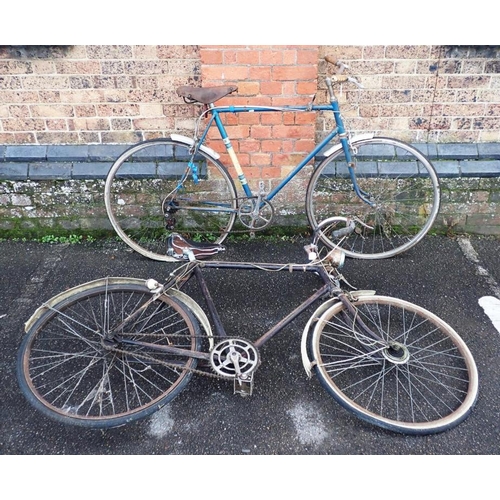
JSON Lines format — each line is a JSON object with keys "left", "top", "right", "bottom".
{"left": 167, "top": 233, "right": 225, "bottom": 260}
{"left": 176, "top": 85, "right": 238, "bottom": 104}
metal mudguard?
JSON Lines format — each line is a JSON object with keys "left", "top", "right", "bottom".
{"left": 321, "top": 133, "right": 374, "bottom": 158}
{"left": 300, "top": 290, "right": 377, "bottom": 377}
{"left": 170, "top": 134, "right": 220, "bottom": 160}
{"left": 24, "top": 277, "right": 214, "bottom": 348}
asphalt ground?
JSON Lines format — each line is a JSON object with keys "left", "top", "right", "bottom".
{"left": 1, "top": 235, "right": 499, "bottom": 463}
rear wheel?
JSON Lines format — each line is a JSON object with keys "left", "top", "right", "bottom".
{"left": 105, "top": 138, "right": 238, "bottom": 261}
{"left": 310, "top": 295, "right": 478, "bottom": 434}
{"left": 17, "top": 283, "right": 201, "bottom": 428}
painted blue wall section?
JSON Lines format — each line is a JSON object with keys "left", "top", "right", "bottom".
{"left": 1, "top": 143, "right": 500, "bottom": 180}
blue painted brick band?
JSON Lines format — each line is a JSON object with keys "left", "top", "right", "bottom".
{"left": 1, "top": 143, "right": 500, "bottom": 180}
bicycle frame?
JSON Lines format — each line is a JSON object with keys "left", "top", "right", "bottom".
{"left": 190, "top": 98, "right": 372, "bottom": 205}
{"left": 186, "top": 261, "right": 335, "bottom": 349}
{"left": 106, "top": 249, "right": 386, "bottom": 370}
{"left": 110, "top": 259, "right": 337, "bottom": 358}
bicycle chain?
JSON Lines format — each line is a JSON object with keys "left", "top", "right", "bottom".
{"left": 103, "top": 334, "right": 253, "bottom": 381}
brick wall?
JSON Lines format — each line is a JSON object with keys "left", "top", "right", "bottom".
{"left": 317, "top": 45, "right": 500, "bottom": 144}
{"left": 200, "top": 46, "right": 318, "bottom": 176}
{"left": 0, "top": 45, "right": 200, "bottom": 144}
{"left": 1, "top": 45, "right": 500, "bottom": 238}
{"left": 2, "top": 45, "right": 500, "bottom": 147}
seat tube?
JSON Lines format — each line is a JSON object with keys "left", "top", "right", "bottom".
{"left": 212, "top": 107, "right": 253, "bottom": 197}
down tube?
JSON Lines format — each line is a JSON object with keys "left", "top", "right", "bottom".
{"left": 266, "top": 128, "right": 342, "bottom": 200}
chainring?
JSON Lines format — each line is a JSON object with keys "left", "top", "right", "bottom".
{"left": 210, "top": 338, "right": 260, "bottom": 379}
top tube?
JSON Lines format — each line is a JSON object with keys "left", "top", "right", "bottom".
{"left": 211, "top": 104, "right": 336, "bottom": 114}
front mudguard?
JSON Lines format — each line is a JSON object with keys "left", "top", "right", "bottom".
{"left": 321, "top": 133, "right": 374, "bottom": 158}
{"left": 300, "top": 290, "right": 376, "bottom": 378}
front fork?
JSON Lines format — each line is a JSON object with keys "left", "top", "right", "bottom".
{"left": 329, "top": 90, "right": 374, "bottom": 208}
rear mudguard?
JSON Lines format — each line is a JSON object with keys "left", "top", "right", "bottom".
{"left": 170, "top": 133, "right": 220, "bottom": 161}
{"left": 24, "top": 277, "right": 214, "bottom": 349}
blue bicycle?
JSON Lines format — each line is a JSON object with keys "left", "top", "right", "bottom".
{"left": 104, "top": 57, "right": 440, "bottom": 261}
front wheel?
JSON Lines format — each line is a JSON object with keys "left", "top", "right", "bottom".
{"left": 306, "top": 137, "right": 441, "bottom": 259}
{"left": 104, "top": 138, "right": 238, "bottom": 261}
{"left": 17, "top": 283, "right": 201, "bottom": 428}
{"left": 310, "top": 295, "right": 478, "bottom": 434}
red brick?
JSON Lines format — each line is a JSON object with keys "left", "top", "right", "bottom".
{"left": 295, "top": 112, "right": 316, "bottom": 124}
{"left": 260, "top": 81, "right": 283, "bottom": 95}
{"left": 294, "top": 139, "right": 316, "bottom": 152}
{"left": 199, "top": 49, "right": 223, "bottom": 65}
{"left": 273, "top": 124, "right": 315, "bottom": 139}
{"left": 237, "top": 113, "right": 261, "bottom": 125}
{"left": 282, "top": 50, "right": 297, "bottom": 65}
{"left": 272, "top": 96, "right": 311, "bottom": 107}
{"left": 261, "top": 139, "right": 285, "bottom": 152}
{"left": 297, "top": 49, "right": 319, "bottom": 65}
{"left": 275, "top": 152, "right": 305, "bottom": 165}
{"left": 261, "top": 166, "right": 282, "bottom": 178}
{"left": 237, "top": 82, "right": 260, "bottom": 95}
{"left": 249, "top": 66, "right": 271, "bottom": 81}
{"left": 236, "top": 50, "right": 261, "bottom": 65}
{"left": 261, "top": 113, "right": 283, "bottom": 125}
{"left": 221, "top": 50, "right": 238, "bottom": 65}
{"left": 224, "top": 124, "right": 251, "bottom": 139}
{"left": 272, "top": 65, "right": 317, "bottom": 81}
{"left": 248, "top": 153, "right": 272, "bottom": 167}
{"left": 250, "top": 125, "right": 272, "bottom": 139}
{"left": 260, "top": 50, "right": 284, "bottom": 65}
{"left": 239, "top": 139, "right": 261, "bottom": 153}
{"left": 221, "top": 114, "right": 239, "bottom": 126}
{"left": 297, "top": 82, "right": 318, "bottom": 95}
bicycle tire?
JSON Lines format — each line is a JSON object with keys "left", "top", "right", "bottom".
{"left": 17, "top": 283, "right": 201, "bottom": 429}
{"left": 306, "top": 137, "right": 441, "bottom": 259}
{"left": 310, "top": 295, "right": 478, "bottom": 434}
{"left": 104, "top": 138, "right": 238, "bottom": 261}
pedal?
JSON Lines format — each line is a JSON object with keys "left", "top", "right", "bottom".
{"left": 234, "top": 374, "right": 254, "bottom": 397}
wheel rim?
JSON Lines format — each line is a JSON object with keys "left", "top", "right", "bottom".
{"left": 105, "top": 140, "right": 237, "bottom": 261}
{"left": 19, "top": 285, "right": 199, "bottom": 427}
{"left": 307, "top": 137, "right": 440, "bottom": 259}
{"left": 312, "top": 296, "right": 478, "bottom": 433}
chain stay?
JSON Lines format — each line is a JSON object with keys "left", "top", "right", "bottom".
{"left": 104, "top": 335, "right": 257, "bottom": 381}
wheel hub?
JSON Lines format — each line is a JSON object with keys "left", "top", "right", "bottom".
{"left": 382, "top": 342, "right": 410, "bottom": 364}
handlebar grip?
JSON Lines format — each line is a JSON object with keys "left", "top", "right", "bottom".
{"left": 325, "top": 55, "right": 337, "bottom": 66}
{"left": 331, "top": 75, "right": 350, "bottom": 83}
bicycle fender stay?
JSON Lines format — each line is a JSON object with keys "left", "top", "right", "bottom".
{"left": 321, "top": 133, "right": 374, "bottom": 157}
{"left": 300, "top": 290, "right": 377, "bottom": 378}
{"left": 170, "top": 134, "right": 221, "bottom": 161}
{"left": 24, "top": 277, "right": 214, "bottom": 347}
